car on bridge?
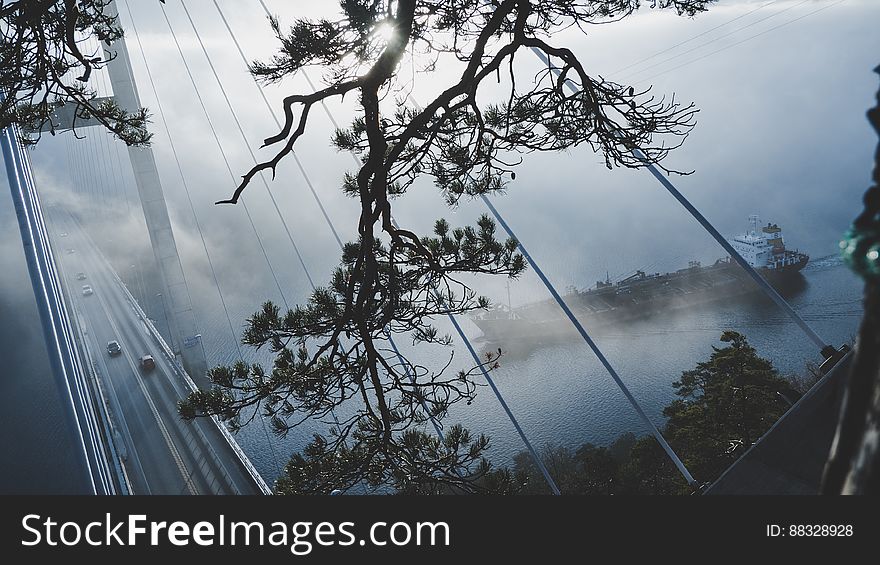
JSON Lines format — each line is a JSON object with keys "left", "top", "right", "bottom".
{"left": 107, "top": 340, "right": 121, "bottom": 356}
{"left": 66, "top": 248, "right": 75, "bottom": 254}
{"left": 139, "top": 355, "right": 156, "bottom": 371}
{"left": 76, "top": 272, "right": 86, "bottom": 280}
{"left": 81, "top": 284, "right": 93, "bottom": 296}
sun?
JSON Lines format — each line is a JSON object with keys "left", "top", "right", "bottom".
{"left": 373, "top": 22, "right": 396, "bottom": 43}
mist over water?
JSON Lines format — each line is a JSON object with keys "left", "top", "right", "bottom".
{"left": 0, "top": 174, "right": 93, "bottom": 493}
{"left": 9, "top": 0, "right": 877, "bottom": 487}
{"left": 36, "top": 136, "right": 864, "bottom": 482}
{"left": 196, "top": 247, "right": 863, "bottom": 479}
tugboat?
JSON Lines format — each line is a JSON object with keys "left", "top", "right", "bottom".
{"left": 471, "top": 215, "right": 808, "bottom": 344}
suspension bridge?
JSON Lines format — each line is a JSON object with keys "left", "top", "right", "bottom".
{"left": 1, "top": 0, "right": 853, "bottom": 495}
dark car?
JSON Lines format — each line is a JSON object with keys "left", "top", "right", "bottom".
{"left": 107, "top": 340, "right": 121, "bottom": 356}
{"left": 139, "top": 355, "right": 156, "bottom": 371}
{"left": 75, "top": 272, "right": 86, "bottom": 281}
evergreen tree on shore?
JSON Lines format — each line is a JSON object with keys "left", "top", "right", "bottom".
{"left": 512, "top": 332, "right": 796, "bottom": 494}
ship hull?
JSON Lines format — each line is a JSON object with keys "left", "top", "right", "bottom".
{"left": 471, "top": 257, "right": 808, "bottom": 347}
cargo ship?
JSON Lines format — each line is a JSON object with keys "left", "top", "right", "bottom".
{"left": 471, "top": 216, "right": 809, "bottom": 344}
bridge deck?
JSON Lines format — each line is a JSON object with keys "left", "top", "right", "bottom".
{"left": 51, "top": 209, "right": 266, "bottom": 495}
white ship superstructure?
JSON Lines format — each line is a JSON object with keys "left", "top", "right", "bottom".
{"left": 471, "top": 214, "right": 810, "bottom": 345}
{"left": 730, "top": 215, "right": 808, "bottom": 271}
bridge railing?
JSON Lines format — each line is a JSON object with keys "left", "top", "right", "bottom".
{"left": 2, "top": 105, "right": 117, "bottom": 495}
{"left": 71, "top": 216, "right": 273, "bottom": 495}
{"left": 130, "top": 289, "right": 273, "bottom": 495}
{"left": 67, "top": 297, "right": 133, "bottom": 494}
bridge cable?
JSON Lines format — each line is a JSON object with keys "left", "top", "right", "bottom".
{"left": 159, "top": 9, "right": 302, "bottom": 484}
{"left": 211, "top": 0, "right": 442, "bottom": 445}
{"left": 94, "top": 68, "right": 131, "bottom": 219}
{"left": 110, "top": 134, "right": 133, "bottom": 218}
{"left": 67, "top": 132, "right": 82, "bottom": 199}
{"left": 610, "top": 0, "right": 782, "bottom": 76}
{"left": 83, "top": 36, "right": 109, "bottom": 207}
{"left": 84, "top": 128, "right": 102, "bottom": 214}
{"left": 124, "top": 0, "right": 245, "bottom": 360}
{"left": 77, "top": 46, "right": 132, "bottom": 217}
{"left": 75, "top": 122, "right": 93, "bottom": 207}
{"left": 245, "top": 0, "right": 562, "bottom": 495}
{"left": 168, "top": 1, "right": 375, "bottom": 483}
{"left": 179, "top": 0, "right": 316, "bottom": 292}
{"left": 67, "top": 135, "right": 89, "bottom": 215}
{"left": 633, "top": 0, "right": 846, "bottom": 84}
{"left": 77, "top": 135, "right": 91, "bottom": 204}
{"left": 618, "top": 0, "right": 810, "bottom": 82}
{"left": 63, "top": 135, "right": 75, "bottom": 197}
{"left": 62, "top": 54, "right": 89, "bottom": 203}
{"left": 531, "top": 46, "right": 831, "bottom": 354}
{"left": 158, "top": 1, "right": 290, "bottom": 313}
{"left": 121, "top": 0, "right": 284, "bottom": 477}
{"left": 211, "top": 0, "right": 344, "bottom": 251}
{"left": 197, "top": 3, "right": 428, "bottom": 494}
{"left": 174, "top": 0, "right": 356, "bottom": 469}
{"left": 411, "top": 77, "right": 693, "bottom": 486}
{"left": 479, "top": 194, "right": 696, "bottom": 486}
{"left": 391, "top": 68, "right": 665, "bottom": 488}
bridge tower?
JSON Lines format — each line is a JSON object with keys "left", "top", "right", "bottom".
{"left": 97, "top": 0, "right": 208, "bottom": 382}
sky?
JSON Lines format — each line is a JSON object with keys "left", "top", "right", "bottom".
{"left": 5, "top": 0, "right": 879, "bottom": 476}
{"left": 29, "top": 0, "right": 878, "bottom": 313}
{"left": 67, "top": 0, "right": 880, "bottom": 322}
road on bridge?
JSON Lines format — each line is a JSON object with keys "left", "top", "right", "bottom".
{"left": 49, "top": 209, "right": 266, "bottom": 495}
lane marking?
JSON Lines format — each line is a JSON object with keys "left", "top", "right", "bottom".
{"left": 57, "top": 218, "right": 151, "bottom": 493}
{"left": 74, "top": 218, "right": 241, "bottom": 493}
{"left": 87, "top": 249, "right": 197, "bottom": 494}
{"left": 62, "top": 211, "right": 254, "bottom": 494}
{"left": 79, "top": 301, "right": 152, "bottom": 493}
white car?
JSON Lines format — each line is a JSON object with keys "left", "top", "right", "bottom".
{"left": 139, "top": 355, "right": 156, "bottom": 371}
{"left": 81, "top": 284, "right": 93, "bottom": 296}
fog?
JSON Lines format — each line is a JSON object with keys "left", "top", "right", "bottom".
{"left": 0, "top": 169, "right": 94, "bottom": 493}
{"left": 32, "top": 0, "right": 878, "bottom": 311}
{"left": 16, "top": 0, "right": 879, "bottom": 474}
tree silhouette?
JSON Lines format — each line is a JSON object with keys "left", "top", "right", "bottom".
{"left": 509, "top": 332, "right": 794, "bottom": 494}
{"left": 663, "top": 331, "right": 792, "bottom": 484}
{"left": 1, "top": 0, "right": 717, "bottom": 494}
{"left": 0, "top": 0, "right": 153, "bottom": 145}
{"left": 179, "top": 0, "right": 716, "bottom": 494}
